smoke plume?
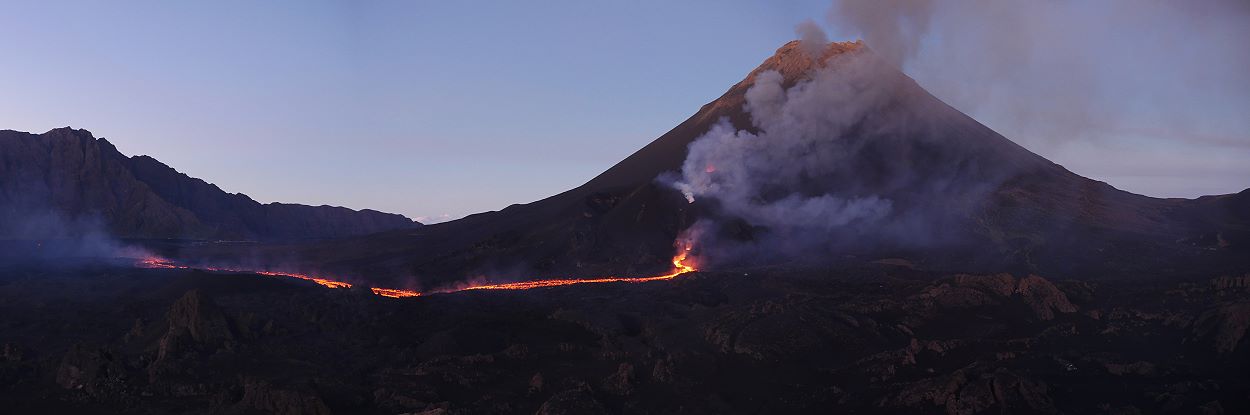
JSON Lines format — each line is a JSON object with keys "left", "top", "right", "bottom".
{"left": 669, "top": 32, "right": 1017, "bottom": 267}
{"left": 673, "top": 55, "right": 897, "bottom": 228}
{"left": 826, "top": 0, "right": 931, "bottom": 67}
{"left": 825, "top": 0, "right": 1250, "bottom": 196}
{"left": 793, "top": 19, "right": 830, "bottom": 60}
{"left": 667, "top": 1, "right": 1250, "bottom": 267}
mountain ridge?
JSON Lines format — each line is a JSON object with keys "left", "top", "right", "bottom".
{"left": 0, "top": 127, "right": 420, "bottom": 240}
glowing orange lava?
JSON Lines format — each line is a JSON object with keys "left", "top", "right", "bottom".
{"left": 135, "top": 241, "right": 696, "bottom": 299}
{"left": 457, "top": 241, "right": 696, "bottom": 292}
{"left": 370, "top": 288, "right": 423, "bottom": 298}
{"left": 139, "top": 258, "right": 355, "bottom": 288}
{"left": 252, "top": 270, "right": 350, "bottom": 289}
{"left": 138, "top": 258, "right": 183, "bottom": 269}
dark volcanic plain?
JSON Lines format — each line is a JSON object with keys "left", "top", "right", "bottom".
{"left": 1, "top": 261, "right": 1248, "bottom": 414}
{"left": 1, "top": 41, "right": 1248, "bottom": 414}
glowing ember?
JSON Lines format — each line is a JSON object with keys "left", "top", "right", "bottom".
{"left": 133, "top": 240, "right": 697, "bottom": 299}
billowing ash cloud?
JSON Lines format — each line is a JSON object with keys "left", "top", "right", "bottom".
{"left": 673, "top": 55, "right": 896, "bottom": 229}
{"left": 667, "top": 28, "right": 1012, "bottom": 267}
{"left": 665, "top": 1, "right": 1250, "bottom": 267}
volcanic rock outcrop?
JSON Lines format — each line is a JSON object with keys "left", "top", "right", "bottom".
{"left": 0, "top": 127, "right": 419, "bottom": 240}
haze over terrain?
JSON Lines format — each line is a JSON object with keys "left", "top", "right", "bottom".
{"left": 2, "top": 0, "right": 1247, "bottom": 221}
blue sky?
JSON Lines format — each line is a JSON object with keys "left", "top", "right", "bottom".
{"left": 2, "top": 1, "right": 1246, "bottom": 222}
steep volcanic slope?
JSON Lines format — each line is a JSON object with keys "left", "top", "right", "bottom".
{"left": 191, "top": 41, "right": 1248, "bottom": 286}
{"left": 0, "top": 127, "right": 419, "bottom": 240}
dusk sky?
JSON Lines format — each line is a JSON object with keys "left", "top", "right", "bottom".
{"left": 3, "top": 1, "right": 1247, "bottom": 222}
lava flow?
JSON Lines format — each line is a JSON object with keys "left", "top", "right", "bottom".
{"left": 135, "top": 241, "right": 696, "bottom": 299}
{"left": 137, "top": 257, "right": 420, "bottom": 298}
{"left": 458, "top": 241, "right": 696, "bottom": 292}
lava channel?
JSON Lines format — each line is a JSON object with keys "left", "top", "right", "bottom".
{"left": 135, "top": 241, "right": 696, "bottom": 298}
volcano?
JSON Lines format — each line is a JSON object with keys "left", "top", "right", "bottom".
{"left": 184, "top": 40, "right": 1247, "bottom": 288}
{"left": 4, "top": 40, "right": 1250, "bottom": 414}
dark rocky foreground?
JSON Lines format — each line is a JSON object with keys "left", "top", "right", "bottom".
{"left": 1, "top": 262, "right": 1246, "bottom": 414}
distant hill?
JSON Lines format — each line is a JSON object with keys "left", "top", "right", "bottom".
{"left": 0, "top": 127, "right": 419, "bottom": 240}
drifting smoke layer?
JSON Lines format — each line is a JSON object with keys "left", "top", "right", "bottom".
{"left": 669, "top": 34, "right": 1018, "bottom": 267}
{"left": 0, "top": 206, "right": 149, "bottom": 262}
{"left": 825, "top": 0, "right": 1250, "bottom": 196}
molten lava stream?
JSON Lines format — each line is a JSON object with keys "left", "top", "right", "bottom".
{"left": 135, "top": 242, "right": 695, "bottom": 299}
{"left": 370, "top": 288, "right": 423, "bottom": 298}
{"left": 455, "top": 244, "right": 696, "bottom": 292}
{"left": 137, "top": 257, "right": 416, "bottom": 295}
